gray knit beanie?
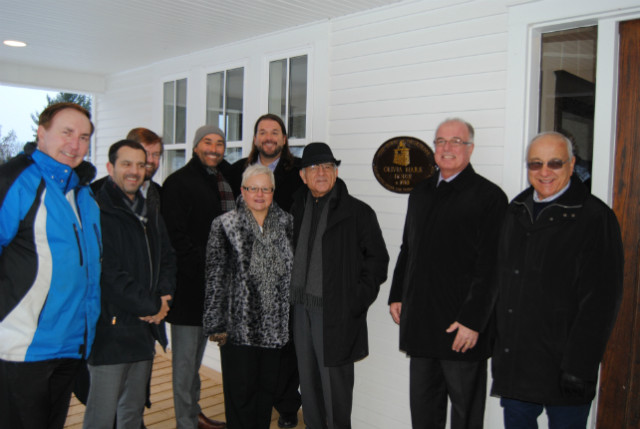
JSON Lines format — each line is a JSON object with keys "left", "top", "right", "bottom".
{"left": 193, "top": 125, "right": 226, "bottom": 148}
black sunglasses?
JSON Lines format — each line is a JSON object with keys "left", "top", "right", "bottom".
{"left": 526, "top": 158, "right": 570, "bottom": 171}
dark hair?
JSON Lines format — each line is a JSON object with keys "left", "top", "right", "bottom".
{"left": 126, "top": 128, "right": 163, "bottom": 154}
{"left": 39, "top": 102, "right": 94, "bottom": 136}
{"left": 108, "top": 140, "right": 147, "bottom": 164}
{"left": 247, "top": 113, "right": 296, "bottom": 169}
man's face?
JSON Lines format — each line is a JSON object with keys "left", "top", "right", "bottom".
{"left": 300, "top": 163, "right": 338, "bottom": 198}
{"left": 141, "top": 141, "right": 162, "bottom": 180}
{"left": 434, "top": 121, "right": 474, "bottom": 179}
{"left": 527, "top": 135, "right": 575, "bottom": 200}
{"left": 193, "top": 133, "right": 225, "bottom": 168}
{"left": 241, "top": 173, "right": 274, "bottom": 215}
{"left": 107, "top": 146, "right": 146, "bottom": 200}
{"left": 37, "top": 108, "right": 92, "bottom": 168}
{"left": 254, "top": 119, "right": 286, "bottom": 161}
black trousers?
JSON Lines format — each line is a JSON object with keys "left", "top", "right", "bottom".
{"left": 0, "top": 357, "right": 82, "bottom": 429}
{"left": 273, "top": 340, "right": 302, "bottom": 416}
{"left": 220, "top": 343, "right": 282, "bottom": 429}
{"left": 409, "top": 357, "right": 487, "bottom": 429}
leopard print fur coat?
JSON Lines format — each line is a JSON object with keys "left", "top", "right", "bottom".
{"left": 203, "top": 197, "right": 293, "bottom": 348}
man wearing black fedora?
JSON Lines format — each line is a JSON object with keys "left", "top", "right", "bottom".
{"left": 290, "top": 142, "right": 389, "bottom": 428}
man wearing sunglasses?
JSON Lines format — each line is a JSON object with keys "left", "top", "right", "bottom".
{"left": 491, "top": 131, "right": 623, "bottom": 428}
{"left": 389, "top": 118, "right": 508, "bottom": 429}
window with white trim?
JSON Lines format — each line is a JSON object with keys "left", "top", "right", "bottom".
{"left": 206, "top": 67, "right": 244, "bottom": 164}
{"left": 268, "top": 54, "right": 308, "bottom": 154}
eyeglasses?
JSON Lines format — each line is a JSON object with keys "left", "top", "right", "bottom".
{"left": 433, "top": 137, "right": 471, "bottom": 147}
{"left": 242, "top": 186, "right": 274, "bottom": 194}
{"left": 307, "top": 163, "right": 335, "bottom": 172}
{"left": 526, "top": 158, "right": 570, "bottom": 171}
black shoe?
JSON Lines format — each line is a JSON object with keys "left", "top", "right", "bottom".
{"left": 278, "top": 413, "right": 298, "bottom": 428}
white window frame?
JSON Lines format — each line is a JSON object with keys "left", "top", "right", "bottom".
{"left": 205, "top": 61, "right": 247, "bottom": 162}
{"left": 262, "top": 47, "right": 313, "bottom": 149}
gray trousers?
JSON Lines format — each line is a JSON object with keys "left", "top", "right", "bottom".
{"left": 293, "top": 305, "right": 354, "bottom": 429}
{"left": 171, "top": 324, "right": 208, "bottom": 429}
{"left": 83, "top": 360, "right": 153, "bottom": 429}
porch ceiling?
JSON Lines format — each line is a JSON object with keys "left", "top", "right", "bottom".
{"left": 0, "top": 0, "right": 402, "bottom": 77}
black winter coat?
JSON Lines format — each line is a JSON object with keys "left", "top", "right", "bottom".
{"left": 90, "top": 180, "right": 176, "bottom": 365}
{"left": 491, "top": 178, "right": 623, "bottom": 405}
{"left": 227, "top": 156, "right": 303, "bottom": 211}
{"left": 161, "top": 156, "right": 231, "bottom": 326}
{"left": 388, "top": 164, "right": 508, "bottom": 360}
{"left": 291, "top": 178, "right": 389, "bottom": 366}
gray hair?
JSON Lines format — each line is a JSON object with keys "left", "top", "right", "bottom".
{"left": 435, "top": 117, "right": 475, "bottom": 143}
{"left": 526, "top": 131, "right": 574, "bottom": 160}
{"left": 241, "top": 163, "right": 275, "bottom": 190}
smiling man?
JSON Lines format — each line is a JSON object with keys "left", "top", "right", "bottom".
{"left": 389, "top": 118, "right": 507, "bottom": 429}
{"left": 84, "top": 140, "right": 175, "bottom": 429}
{"left": 0, "top": 102, "right": 101, "bottom": 429}
{"left": 162, "top": 125, "right": 232, "bottom": 429}
{"left": 290, "top": 142, "right": 389, "bottom": 429}
{"left": 491, "top": 132, "right": 623, "bottom": 429}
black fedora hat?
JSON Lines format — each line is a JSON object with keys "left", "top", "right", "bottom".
{"left": 300, "top": 142, "right": 341, "bottom": 169}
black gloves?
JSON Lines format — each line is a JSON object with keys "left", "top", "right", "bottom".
{"left": 560, "top": 371, "right": 596, "bottom": 399}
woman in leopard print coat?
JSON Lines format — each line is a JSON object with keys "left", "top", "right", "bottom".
{"left": 203, "top": 164, "right": 293, "bottom": 429}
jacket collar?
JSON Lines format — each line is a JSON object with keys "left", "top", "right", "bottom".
{"left": 512, "top": 177, "right": 588, "bottom": 223}
{"left": 430, "top": 163, "right": 476, "bottom": 191}
{"left": 27, "top": 142, "right": 96, "bottom": 193}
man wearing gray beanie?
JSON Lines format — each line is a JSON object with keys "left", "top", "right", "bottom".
{"left": 162, "top": 125, "right": 234, "bottom": 429}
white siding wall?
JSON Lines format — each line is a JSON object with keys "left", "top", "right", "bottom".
{"left": 328, "top": 1, "right": 509, "bottom": 427}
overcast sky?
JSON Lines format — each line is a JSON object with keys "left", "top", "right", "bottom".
{"left": 0, "top": 85, "right": 59, "bottom": 144}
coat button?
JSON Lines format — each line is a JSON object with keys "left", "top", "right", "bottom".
{"left": 504, "top": 348, "right": 510, "bottom": 353}
{"left": 514, "top": 269, "right": 519, "bottom": 274}
{"left": 508, "top": 308, "right": 513, "bottom": 313}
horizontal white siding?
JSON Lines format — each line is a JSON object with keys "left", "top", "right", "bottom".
{"left": 328, "top": 1, "right": 510, "bottom": 427}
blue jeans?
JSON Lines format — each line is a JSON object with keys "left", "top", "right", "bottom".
{"left": 501, "top": 397, "right": 591, "bottom": 429}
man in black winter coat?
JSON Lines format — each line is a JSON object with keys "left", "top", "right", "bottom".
{"left": 162, "top": 125, "right": 233, "bottom": 429}
{"left": 83, "top": 140, "right": 176, "bottom": 429}
{"left": 491, "top": 132, "right": 623, "bottom": 429}
{"left": 290, "top": 142, "right": 389, "bottom": 429}
{"left": 389, "top": 118, "right": 507, "bottom": 429}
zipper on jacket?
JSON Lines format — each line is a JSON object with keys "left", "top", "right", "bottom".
{"left": 93, "top": 223, "right": 102, "bottom": 258}
{"left": 73, "top": 224, "right": 84, "bottom": 266}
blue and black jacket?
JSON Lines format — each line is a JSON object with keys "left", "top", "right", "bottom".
{"left": 0, "top": 143, "right": 102, "bottom": 362}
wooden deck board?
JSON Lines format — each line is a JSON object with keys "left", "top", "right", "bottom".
{"left": 65, "top": 348, "right": 304, "bottom": 428}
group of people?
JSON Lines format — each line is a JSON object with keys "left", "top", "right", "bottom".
{"left": 0, "top": 103, "right": 623, "bottom": 429}
{"left": 389, "top": 118, "right": 623, "bottom": 429}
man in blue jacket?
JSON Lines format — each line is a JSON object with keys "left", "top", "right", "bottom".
{"left": 0, "top": 102, "right": 102, "bottom": 429}
{"left": 83, "top": 140, "right": 176, "bottom": 428}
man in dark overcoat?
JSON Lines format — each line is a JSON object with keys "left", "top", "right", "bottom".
{"left": 290, "top": 142, "right": 389, "bottom": 429}
{"left": 389, "top": 118, "right": 507, "bottom": 429}
{"left": 161, "top": 125, "right": 233, "bottom": 429}
{"left": 491, "top": 131, "right": 623, "bottom": 428}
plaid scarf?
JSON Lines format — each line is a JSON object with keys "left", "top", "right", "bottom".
{"left": 208, "top": 167, "right": 235, "bottom": 213}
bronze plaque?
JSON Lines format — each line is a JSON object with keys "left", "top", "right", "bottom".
{"left": 372, "top": 136, "right": 436, "bottom": 193}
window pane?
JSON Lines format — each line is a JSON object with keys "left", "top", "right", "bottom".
{"left": 206, "top": 72, "right": 224, "bottom": 130}
{"left": 176, "top": 79, "right": 187, "bottom": 144}
{"left": 224, "top": 147, "right": 243, "bottom": 164}
{"left": 164, "top": 149, "right": 186, "bottom": 177}
{"left": 289, "top": 55, "right": 307, "bottom": 139}
{"left": 539, "top": 27, "right": 596, "bottom": 189}
{"left": 226, "top": 68, "right": 244, "bottom": 142}
{"left": 269, "top": 59, "right": 287, "bottom": 118}
{"left": 163, "top": 81, "right": 175, "bottom": 144}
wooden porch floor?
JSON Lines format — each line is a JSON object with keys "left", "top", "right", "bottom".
{"left": 64, "top": 349, "right": 304, "bottom": 429}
